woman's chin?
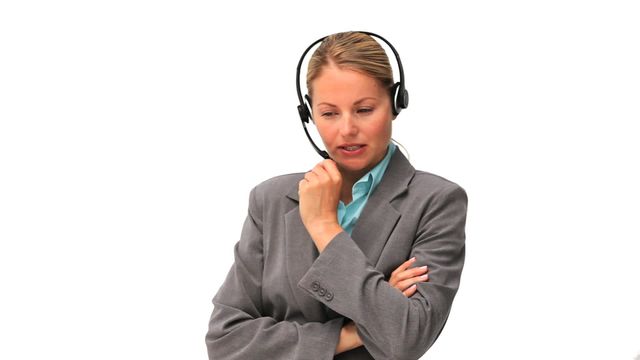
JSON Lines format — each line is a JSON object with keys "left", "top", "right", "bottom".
{"left": 335, "top": 160, "right": 368, "bottom": 176}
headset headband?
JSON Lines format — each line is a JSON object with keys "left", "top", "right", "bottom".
{"left": 296, "top": 31, "right": 407, "bottom": 111}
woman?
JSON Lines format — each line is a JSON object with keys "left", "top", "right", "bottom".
{"left": 205, "top": 31, "right": 468, "bottom": 359}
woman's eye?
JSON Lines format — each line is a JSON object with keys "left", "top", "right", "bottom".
{"left": 321, "top": 112, "right": 336, "bottom": 117}
{"left": 357, "top": 108, "right": 373, "bottom": 114}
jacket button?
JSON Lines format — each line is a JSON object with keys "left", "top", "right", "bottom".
{"left": 325, "top": 291, "right": 333, "bottom": 301}
{"left": 318, "top": 287, "right": 326, "bottom": 296}
{"left": 311, "top": 281, "right": 320, "bottom": 292}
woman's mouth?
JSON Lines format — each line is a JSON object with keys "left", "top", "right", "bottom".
{"left": 338, "top": 144, "right": 366, "bottom": 156}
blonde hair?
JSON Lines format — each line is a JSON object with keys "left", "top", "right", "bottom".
{"left": 306, "top": 31, "right": 393, "bottom": 97}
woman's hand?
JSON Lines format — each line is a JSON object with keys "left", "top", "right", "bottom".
{"left": 388, "top": 257, "right": 429, "bottom": 297}
{"left": 298, "top": 159, "right": 343, "bottom": 252}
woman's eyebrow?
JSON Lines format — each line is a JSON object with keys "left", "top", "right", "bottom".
{"left": 317, "top": 97, "right": 378, "bottom": 107}
{"left": 354, "top": 97, "right": 377, "bottom": 104}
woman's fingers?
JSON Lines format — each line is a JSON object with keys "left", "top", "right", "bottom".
{"left": 303, "top": 160, "right": 341, "bottom": 187}
{"left": 402, "top": 284, "right": 418, "bottom": 297}
{"left": 304, "top": 171, "right": 318, "bottom": 182}
{"left": 390, "top": 265, "right": 428, "bottom": 285}
{"left": 320, "top": 160, "right": 342, "bottom": 185}
{"left": 310, "top": 166, "right": 330, "bottom": 183}
{"left": 396, "top": 273, "right": 429, "bottom": 291}
{"left": 388, "top": 258, "right": 430, "bottom": 297}
{"left": 390, "top": 257, "right": 416, "bottom": 277}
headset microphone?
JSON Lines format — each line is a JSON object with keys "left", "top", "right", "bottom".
{"left": 295, "top": 31, "right": 408, "bottom": 159}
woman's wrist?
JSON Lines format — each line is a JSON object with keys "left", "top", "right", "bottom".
{"left": 335, "top": 321, "right": 363, "bottom": 355}
{"left": 309, "top": 221, "right": 343, "bottom": 252}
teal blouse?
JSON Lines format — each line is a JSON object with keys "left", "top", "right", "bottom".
{"left": 337, "top": 142, "right": 397, "bottom": 235}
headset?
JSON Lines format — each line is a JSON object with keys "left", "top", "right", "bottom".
{"left": 296, "top": 31, "right": 409, "bottom": 159}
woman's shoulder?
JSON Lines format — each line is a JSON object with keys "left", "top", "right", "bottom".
{"left": 254, "top": 172, "right": 304, "bottom": 193}
{"left": 247, "top": 172, "right": 304, "bottom": 205}
{"left": 392, "top": 149, "right": 466, "bottom": 200}
{"left": 409, "top": 169, "right": 467, "bottom": 201}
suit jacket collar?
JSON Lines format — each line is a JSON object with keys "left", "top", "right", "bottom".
{"left": 283, "top": 150, "right": 415, "bottom": 321}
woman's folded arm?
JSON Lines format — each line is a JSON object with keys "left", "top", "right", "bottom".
{"left": 297, "top": 184, "right": 468, "bottom": 359}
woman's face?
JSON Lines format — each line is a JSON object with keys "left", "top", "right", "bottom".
{"left": 310, "top": 64, "right": 393, "bottom": 179}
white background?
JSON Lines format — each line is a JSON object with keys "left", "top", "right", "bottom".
{"left": 1, "top": 1, "right": 639, "bottom": 359}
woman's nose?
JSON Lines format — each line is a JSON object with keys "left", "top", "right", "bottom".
{"left": 339, "top": 113, "right": 358, "bottom": 136}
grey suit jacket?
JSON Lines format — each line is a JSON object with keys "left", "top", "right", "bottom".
{"left": 205, "top": 150, "right": 468, "bottom": 360}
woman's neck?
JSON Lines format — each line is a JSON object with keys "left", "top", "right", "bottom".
{"left": 337, "top": 143, "right": 391, "bottom": 204}
{"left": 339, "top": 170, "right": 365, "bottom": 205}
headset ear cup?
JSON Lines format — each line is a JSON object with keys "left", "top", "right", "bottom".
{"left": 298, "top": 95, "right": 313, "bottom": 123}
{"left": 304, "top": 94, "right": 313, "bottom": 122}
{"left": 389, "top": 82, "right": 401, "bottom": 116}
{"left": 398, "top": 88, "right": 409, "bottom": 110}
{"left": 297, "top": 104, "right": 310, "bottom": 123}
{"left": 389, "top": 82, "right": 409, "bottom": 116}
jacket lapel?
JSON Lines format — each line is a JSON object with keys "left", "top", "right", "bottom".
{"left": 284, "top": 150, "right": 415, "bottom": 319}
{"left": 350, "top": 149, "right": 415, "bottom": 266}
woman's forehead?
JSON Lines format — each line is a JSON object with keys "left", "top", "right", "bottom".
{"left": 312, "top": 66, "right": 385, "bottom": 103}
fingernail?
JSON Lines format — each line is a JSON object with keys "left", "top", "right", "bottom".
{"left": 420, "top": 274, "right": 429, "bottom": 280}
{"left": 419, "top": 266, "right": 428, "bottom": 271}
{"left": 410, "top": 257, "right": 416, "bottom": 262}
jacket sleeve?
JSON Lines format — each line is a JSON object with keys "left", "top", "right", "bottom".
{"left": 298, "top": 184, "right": 468, "bottom": 360}
{"left": 205, "top": 186, "right": 345, "bottom": 360}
